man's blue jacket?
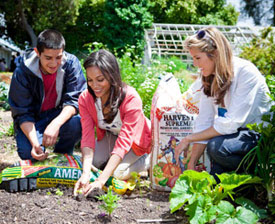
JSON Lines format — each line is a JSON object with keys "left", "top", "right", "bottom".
{"left": 8, "top": 49, "right": 87, "bottom": 130}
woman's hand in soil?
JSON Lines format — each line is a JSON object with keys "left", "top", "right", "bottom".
{"left": 31, "top": 145, "right": 48, "bottom": 161}
{"left": 74, "top": 173, "right": 90, "bottom": 196}
{"left": 83, "top": 180, "right": 104, "bottom": 197}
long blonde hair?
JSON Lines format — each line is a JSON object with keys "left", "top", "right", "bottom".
{"left": 184, "top": 27, "right": 233, "bottom": 105}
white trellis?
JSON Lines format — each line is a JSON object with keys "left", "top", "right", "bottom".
{"left": 144, "top": 23, "right": 260, "bottom": 64}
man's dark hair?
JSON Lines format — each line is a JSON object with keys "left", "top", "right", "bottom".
{"left": 36, "top": 29, "right": 65, "bottom": 53}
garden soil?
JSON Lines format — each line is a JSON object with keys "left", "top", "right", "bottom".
{"left": 0, "top": 110, "right": 188, "bottom": 224}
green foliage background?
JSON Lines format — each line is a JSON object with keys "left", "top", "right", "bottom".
{"left": 149, "top": 0, "right": 238, "bottom": 25}
{"left": 0, "top": 0, "right": 238, "bottom": 56}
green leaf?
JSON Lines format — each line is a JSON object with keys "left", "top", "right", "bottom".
{"left": 234, "top": 207, "right": 259, "bottom": 224}
{"left": 235, "top": 197, "right": 268, "bottom": 219}
{"left": 218, "top": 173, "right": 261, "bottom": 192}
{"left": 216, "top": 201, "right": 258, "bottom": 224}
{"left": 169, "top": 176, "right": 193, "bottom": 213}
{"left": 186, "top": 195, "right": 216, "bottom": 224}
{"left": 97, "top": 186, "right": 121, "bottom": 216}
{"left": 179, "top": 170, "right": 216, "bottom": 187}
{"left": 216, "top": 200, "right": 235, "bottom": 223}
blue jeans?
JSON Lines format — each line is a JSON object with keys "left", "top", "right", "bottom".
{"left": 16, "top": 108, "right": 82, "bottom": 160}
{"left": 206, "top": 129, "right": 260, "bottom": 178}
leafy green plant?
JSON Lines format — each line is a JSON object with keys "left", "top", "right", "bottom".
{"left": 130, "top": 172, "right": 150, "bottom": 196}
{"left": 0, "top": 81, "right": 10, "bottom": 111}
{"left": 100, "top": 0, "right": 153, "bottom": 57}
{"left": 55, "top": 188, "right": 64, "bottom": 196}
{"left": 5, "top": 123, "right": 14, "bottom": 137}
{"left": 97, "top": 186, "right": 121, "bottom": 217}
{"left": 238, "top": 104, "right": 274, "bottom": 212}
{"left": 240, "top": 27, "right": 275, "bottom": 79}
{"left": 239, "top": 26, "right": 275, "bottom": 215}
{"left": 149, "top": 0, "right": 238, "bottom": 25}
{"left": 118, "top": 48, "right": 193, "bottom": 118}
{"left": 169, "top": 170, "right": 262, "bottom": 224}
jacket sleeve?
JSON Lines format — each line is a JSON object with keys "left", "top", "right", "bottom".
{"left": 213, "top": 64, "right": 263, "bottom": 135}
{"left": 62, "top": 54, "right": 87, "bottom": 111}
{"left": 111, "top": 90, "right": 145, "bottom": 159}
{"left": 193, "top": 92, "right": 215, "bottom": 144}
{"left": 79, "top": 91, "right": 96, "bottom": 150}
{"left": 8, "top": 69, "right": 37, "bottom": 127}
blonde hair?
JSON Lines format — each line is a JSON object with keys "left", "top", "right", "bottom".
{"left": 184, "top": 27, "right": 233, "bottom": 105}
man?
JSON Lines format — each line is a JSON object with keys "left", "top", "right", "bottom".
{"left": 8, "top": 29, "right": 86, "bottom": 161}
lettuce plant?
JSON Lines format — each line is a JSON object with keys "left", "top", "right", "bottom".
{"left": 169, "top": 170, "right": 262, "bottom": 224}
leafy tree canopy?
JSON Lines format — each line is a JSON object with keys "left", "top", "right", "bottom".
{"left": 1, "top": 0, "right": 239, "bottom": 55}
{"left": 149, "top": 0, "right": 238, "bottom": 25}
{"left": 100, "top": 0, "right": 153, "bottom": 57}
{"left": 0, "top": 0, "right": 82, "bottom": 48}
{"left": 63, "top": 0, "right": 105, "bottom": 56}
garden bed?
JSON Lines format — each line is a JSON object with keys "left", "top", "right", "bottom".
{"left": 0, "top": 110, "right": 188, "bottom": 224}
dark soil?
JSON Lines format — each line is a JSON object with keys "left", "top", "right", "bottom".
{"left": 0, "top": 184, "right": 187, "bottom": 224}
{"left": 0, "top": 110, "right": 187, "bottom": 224}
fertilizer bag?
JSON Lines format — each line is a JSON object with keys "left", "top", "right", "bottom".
{"left": 150, "top": 74, "right": 209, "bottom": 191}
{"left": 0, "top": 153, "right": 133, "bottom": 194}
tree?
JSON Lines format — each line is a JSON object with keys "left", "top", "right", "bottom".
{"left": 149, "top": 0, "right": 238, "bottom": 25}
{"left": 241, "top": 0, "right": 275, "bottom": 26}
{"left": 100, "top": 0, "right": 153, "bottom": 57}
{"left": 0, "top": 0, "right": 82, "bottom": 48}
{"left": 63, "top": 0, "right": 106, "bottom": 55}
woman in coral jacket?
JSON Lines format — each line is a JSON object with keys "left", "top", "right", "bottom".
{"left": 74, "top": 49, "right": 151, "bottom": 196}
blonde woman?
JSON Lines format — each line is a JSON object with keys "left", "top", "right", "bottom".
{"left": 175, "top": 27, "right": 271, "bottom": 179}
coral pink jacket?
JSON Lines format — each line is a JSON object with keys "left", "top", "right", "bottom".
{"left": 79, "top": 86, "right": 152, "bottom": 159}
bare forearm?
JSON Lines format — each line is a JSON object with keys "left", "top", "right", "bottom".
{"left": 97, "top": 154, "right": 122, "bottom": 185}
{"left": 188, "top": 143, "right": 207, "bottom": 169}
{"left": 51, "top": 105, "right": 77, "bottom": 127}
{"left": 186, "top": 126, "right": 220, "bottom": 143}
{"left": 81, "top": 147, "right": 94, "bottom": 175}
{"left": 20, "top": 122, "right": 39, "bottom": 147}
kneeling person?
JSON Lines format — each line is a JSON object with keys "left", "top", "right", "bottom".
{"left": 74, "top": 50, "right": 151, "bottom": 196}
{"left": 8, "top": 29, "right": 87, "bottom": 161}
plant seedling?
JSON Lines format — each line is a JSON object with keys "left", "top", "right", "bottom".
{"left": 130, "top": 171, "right": 150, "bottom": 196}
{"left": 97, "top": 186, "right": 120, "bottom": 217}
{"left": 55, "top": 188, "right": 63, "bottom": 196}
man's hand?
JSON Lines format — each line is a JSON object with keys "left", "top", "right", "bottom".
{"left": 42, "top": 121, "right": 61, "bottom": 147}
{"left": 31, "top": 145, "right": 48, "bottom": 161}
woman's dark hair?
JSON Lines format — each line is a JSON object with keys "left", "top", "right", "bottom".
{"left": 36, "top": 29, "right": 65, "bottom": 53}
{"left": 84, "top": 49, "right": 126, "bottom": 123}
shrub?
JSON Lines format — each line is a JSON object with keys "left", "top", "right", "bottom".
{"left": 0, "top": 81, "right": 10, "bottom": 111}
{"left": 239, "top": 26, "right": 275, "bottom": 215}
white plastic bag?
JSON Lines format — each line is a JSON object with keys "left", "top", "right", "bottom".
{"left": 150, "top": 74, "right": 207, "bottom": 191}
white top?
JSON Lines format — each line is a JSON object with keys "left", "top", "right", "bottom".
{"left": 194, "top": 57, "right": 271, "bottom": 143}
{"left": 95, "top": 98, "right": 122, "bottom": 136}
